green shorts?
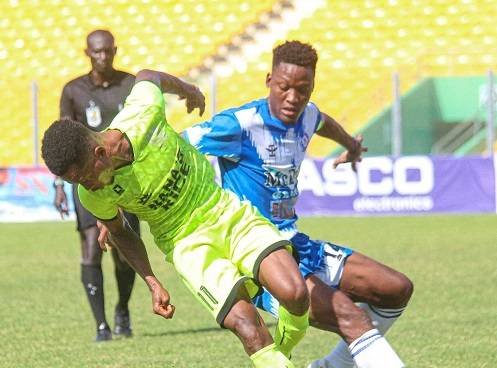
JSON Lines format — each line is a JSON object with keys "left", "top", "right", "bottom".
{"left": 171, "top": 188, "right": 291, "bottom": 325}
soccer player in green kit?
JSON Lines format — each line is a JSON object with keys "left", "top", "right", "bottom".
{"left": 41, "top": 69, "right": 309, "bottom": 367}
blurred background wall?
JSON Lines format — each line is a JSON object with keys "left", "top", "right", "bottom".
{"left": 1, "top": 0, "right": 496, "bottom": 220}
{"left": 1, "top": 0, "right": 496, "bottom": 165}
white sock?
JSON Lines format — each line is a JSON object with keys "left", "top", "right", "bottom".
{"left": 321, "top": 340, "right": 353, "bottom": 368}
{"left": 361, "top": 303, "right": 405, "bottom": 335}
{"left": 316, "top": 304, "right": 405, "bottom": 368}
{"left": 350, "top": 329, "right": 404, "bottom": 368}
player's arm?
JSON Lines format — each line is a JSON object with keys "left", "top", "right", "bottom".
{"left": 135, "top": 69, "right": 205, "bottom": 116}
{"left": 59, "top": 83, "right": 75, "bottom": 120}
{"left": 316, "top": 112, "right": 368, "bottom": 171}
{"left": 98, "top": 213, "right": 175, "bottom": 319}
{"left": 52, "top": 177, "right": 68, "bottom": 218}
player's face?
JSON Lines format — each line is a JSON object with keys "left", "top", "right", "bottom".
{"left": 266, "top": 62, "right": 314, "bottom": 124}
{"left": 85, "top": 33, "right": 116, "bottom": 74}
{"left": 61, "top": 151, "right": 114, "bottom": 191}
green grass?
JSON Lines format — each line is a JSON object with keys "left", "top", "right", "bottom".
{"left": 1, "top": 215, "right": 496, "bottom": 367}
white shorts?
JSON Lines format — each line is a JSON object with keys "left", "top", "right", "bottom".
{"left": 312, "top": 242, "right": 352, "bottom": 288}
{"left": 253, "top": 237, "right": 353, "bottom": 318}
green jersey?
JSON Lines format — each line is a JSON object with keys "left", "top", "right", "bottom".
{"left": 79, "top": 81, "right": 218, "bottom": 255}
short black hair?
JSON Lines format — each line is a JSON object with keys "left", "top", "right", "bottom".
{"left": 272, "top": 40, "right": 318, "bottom": 72}
{"left": 41, "top": 118, "right": 93, "bottom": 176}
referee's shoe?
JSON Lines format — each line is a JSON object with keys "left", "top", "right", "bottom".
{"left": 96, "top": 322, "right": 112, "bottom": 342}
{"left": 114, "top": 307, "right": 132, "bottom": 338}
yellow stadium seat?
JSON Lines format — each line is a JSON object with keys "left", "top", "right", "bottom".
{"left": 2, "top": 0, "right": 497, "bottom": 163}
{"left": 0, "top": 0, "right": 277, "bottom": 165}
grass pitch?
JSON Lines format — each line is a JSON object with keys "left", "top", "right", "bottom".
{"left": 1, "top": 215, "right": 496, "bottom": 367}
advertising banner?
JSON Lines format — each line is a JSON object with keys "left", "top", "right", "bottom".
{"left": 296, "top": 155, "right": 496, "bottom": 216}
{"left": 0, "top": 167, "right": 74, "bottom": 222}
{"left": 0, "top": 155, "right": 495, "bottom": 222}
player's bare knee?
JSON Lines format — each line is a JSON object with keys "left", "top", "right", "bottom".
{"left": 386, "top": 272, "right": 414, "bottom": 307}
{"left": 82, "top": 250, "right": 102, "bottom": 266}
{"left": 398, "top": 274, "right": 414, "bottom": 306}
{"left": 81, "top": 236, "right": 103, "bottom": 265}
{"left": 279, "top": 280, "right": 309, "bottom": 314}
{"left": 81, "top": 250, "right": 101, "bottom": 266}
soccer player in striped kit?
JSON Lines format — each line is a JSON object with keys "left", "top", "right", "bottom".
{"left": 184, "top": 40, "right": 413, "bottom": 368}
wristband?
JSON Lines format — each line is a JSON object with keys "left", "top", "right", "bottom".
{"left": 53, "top": 178, "right": 65, "bottom": 188}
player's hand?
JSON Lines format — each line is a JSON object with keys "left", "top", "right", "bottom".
{"left": 333, "top": 135, "right": 368, "bottom": 172}
{"left": 54, "top": 186, "right": 69, "bottom": 219}
{"left": 96, "top": 221, "right": 111, "bottom": 252}
{"left": 179, "top": 83, "right": 205, "bottom": 116}
{"left": 150, "top": 282, "right": 175, "bottom": 319}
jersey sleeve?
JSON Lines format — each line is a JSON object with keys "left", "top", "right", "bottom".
{"left": 78, "top": 185, "right": 119, "bottom": 221}
{"left": 309, "top": 102, "right": 324, "bottom": 133}
{"left": 125, "top": 80, "right": 164, "bottom": 109}
{"left": 59, "top": 83, "right": 74, "bottom": 119}
{"left": 183, "top": 111, "right": 242, "bottom": 161}
{"left": 109, "top": 81, "right": 165, "bottom": 131}
{"left": 109, "top": 81, "right": 166, "bottom": 153}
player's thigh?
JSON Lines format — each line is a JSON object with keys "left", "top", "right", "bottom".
{"left": 172, "top": 237, "right": 256, "bottom": 326}
{"left": 258, "top": 248, "right": 307, "bottom": 305}
{"left": 340, "top": 252, "right": 413, "bottom": 307}
{"left": 225, "top": 191, "right": 294, "bottom": 283}
{"left": 226, "top": 199, "right": 306, "bottom": 304}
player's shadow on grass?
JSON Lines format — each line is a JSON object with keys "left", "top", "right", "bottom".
{"left": 142, "top": 322, "right": 276, "bottom": 337}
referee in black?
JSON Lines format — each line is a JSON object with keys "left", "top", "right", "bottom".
{"left": 53, "top": 30, "right": 139, "bottom": 342}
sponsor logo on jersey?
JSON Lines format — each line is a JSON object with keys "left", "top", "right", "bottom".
{"left": 112, "top": 184, "right": 125, "bottom": 195}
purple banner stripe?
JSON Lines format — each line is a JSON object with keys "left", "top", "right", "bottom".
{"left": 295, "top": 155, "right": 496, "bottom": 215}
{"left": 1, "top": 155, "right": 495, "bottom": 221}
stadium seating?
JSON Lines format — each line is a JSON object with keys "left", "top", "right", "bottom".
{"left": 207, "top": 0, "right": 497, "bottom": 156}
{"left": 2, "top": 0, "right": 497, "bottom": 164}
{"left": 0, "top": 0, "right": 276, "bottom": 165}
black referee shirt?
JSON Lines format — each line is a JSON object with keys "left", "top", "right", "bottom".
{"left": 60, "top": 70, "right": 135, "bottom": 132}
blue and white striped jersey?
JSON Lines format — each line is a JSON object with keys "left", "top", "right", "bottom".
{"left": 184, "top": 98, "right": 322, "bottom": 236}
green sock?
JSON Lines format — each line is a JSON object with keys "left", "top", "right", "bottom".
{"left": 274, "top": 306, "right": 309, "bottom": 358}
{"left": 250, "top": 343, "right": 295, "bottom": 368}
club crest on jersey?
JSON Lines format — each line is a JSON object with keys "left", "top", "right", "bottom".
{"left": 85, "top": 100, "right": 102, "bottom": 128}
{"left": 266, "top": 144, "right": 278, "bottom": 158}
